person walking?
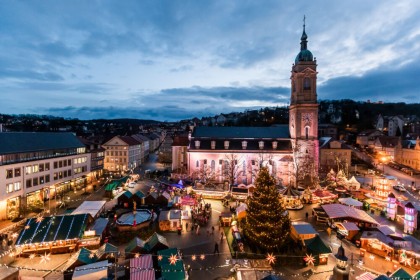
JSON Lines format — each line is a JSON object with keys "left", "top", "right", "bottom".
{"left": 305, "top": 212, "right": 309, "bottom": 220}
{"left": 196, "top": 224, "right": 200, "bottom": 235}
{"left": 220, "top": 231, "right": 224, "bottom": 242}
{"left": 211, "top": 226, "right": 215, "bottom": 235}
{"left": 214, "top": 242, "right": 219, "bottom": 254}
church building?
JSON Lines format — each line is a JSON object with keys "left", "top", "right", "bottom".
{"left": 186, "top": 22, "right": 319, "bottom": 188}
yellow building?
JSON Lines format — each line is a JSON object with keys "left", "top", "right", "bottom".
{"left": 319, "top": 137, "right": 352, "bottom": 173}
{"left": 395, "top": 139, "right": 420, "bottom": 172}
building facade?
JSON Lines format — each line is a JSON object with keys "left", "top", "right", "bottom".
{"left": 395, "top": 139, "right": 420, "bottom": 172}
{"left": 102, "top": 136, "right": 142, "bottom": 172}
{"left": 186, "top": 23, "right": 319, "bottom": 187}
{"left": 0, "top": 132, "right": 90, "bottom": 220}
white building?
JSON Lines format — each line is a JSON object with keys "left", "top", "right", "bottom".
{"left": 0, "top": 132, "right": 90, "bottom": 220}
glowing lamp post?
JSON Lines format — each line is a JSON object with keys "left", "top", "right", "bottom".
{"left": 404, "top": 202, "right": 417, "bottom": 234}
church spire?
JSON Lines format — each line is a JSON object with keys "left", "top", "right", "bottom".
{"left": 300, "top": 15, "right": 308, "bottom": 50}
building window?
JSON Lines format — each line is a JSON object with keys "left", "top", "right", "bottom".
{"left": 196, "top": 160, "right": 199, "bottom": 168}
{"left": 39, "top": 164, "right": 44, "bottom": 172}
{"left": 6, "top": 169, "right": 13, "bottom": 179}
{"left": 211, "top": 141, "right": 216, "bottom": 150}
{"left": 59, "top": 161, "right": 63, "bottom": 168}
{"left": 259, "top": 141, "right": 264, "bottom": 150}
{"left": 242, "top": 141, "right": 247, "bottom": 150}
{"left": 45, "top": 163, "right": 50, "bottom": 171}
{"left": 68, "top": 159, "right": 71, "bottom": 166}
{"left": 195, "top": 141, "right": 200, "bottom": 149}
{"left": 26, "top": 179, "right": 32, "bottom": 188}
{"left": 224, "top": 141, "right": 229, "bottom": 149}
{"left": 305, "top": 126, "right": 309, "bottom": 140}
{"left": 6, "top": 183, "right": 13, "bottom": 193}
{"left": 272, "top": 141, "right": 278, "bottom": 149}
{"left": 25, "top": 166, "right": 32, "bottom": 175}
{"left": 40, "top": 176, "right": 44, "bottom": 184}
{"left": 14, "top": 182, "right": 21, "bottom": 191}
{"left": 45, "top": 175, "right": 50, "bottom": 183}
{"left": 211, "top": 160, "right": 215, "bottom": 173}
{"left": 54, "top": 162, "right": 58, "bottom": 169}
{"left": 33, "top": 177, "right": 38, "bottom": 186}
{"left": 304, "top": 77, "right": 311, "bottom": 90}
{"left": 14, "top": 168, "right": 21, "bottom": 177}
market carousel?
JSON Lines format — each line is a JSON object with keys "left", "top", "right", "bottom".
{"left": 115, "top": 203, "right": 156, "bottom": 232}
{"left": 280, "top": 186, "right": 303, "bottom": 210}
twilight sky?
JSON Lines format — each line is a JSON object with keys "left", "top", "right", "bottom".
{"left": 1, "top": 1, "right": 419, "bottom": 121}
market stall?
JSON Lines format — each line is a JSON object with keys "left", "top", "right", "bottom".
{"left": 280, "top": 186, "right": 303, "bottom": 210}
{"left": 130, "top": 254, "right": 155, "bottom": 280}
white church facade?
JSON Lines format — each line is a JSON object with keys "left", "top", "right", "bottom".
{"left": 186, "top": 23, "right": 319, "bottom": 188}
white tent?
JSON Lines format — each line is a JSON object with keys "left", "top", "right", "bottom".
{"left": 72, "top": 260, "right": 109, "bottom": 280}
{"left": 346, "top": 176, "right": 361, "bottom": 191}
{"left": 72, "top": 201, "right": 106, "bottom": 218}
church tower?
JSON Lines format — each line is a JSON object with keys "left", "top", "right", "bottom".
{"left": 289, "top": 18, "right": 319, "bottom": 186}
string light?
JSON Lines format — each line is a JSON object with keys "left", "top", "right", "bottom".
{"left": 266, "top": 253, "right": 276, "bottom": 265}
{"left": 134, "top": 253, "right": 140, "bottom": 258}
{"left": 191, "top": 255, "right": 196, "bottom": 261}
{"left": 168, "top": 254, "right": 178, "bottom": 265}
{"left": 157, "top": 255, "right": 163, "bottom": 261}
{"left": 200, "top": 254, "right": 205, "bottom": 260}
{"left": 304, "top": 254, "right": 315, "bottom": 266}
{"left": 39, "top": 253, "right": 51, "bottom": 264}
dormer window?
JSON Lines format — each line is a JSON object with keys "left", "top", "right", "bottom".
{"left": 195, "top": 140, "right": 200, "bottom": 149}
{"left": 224, "top": 141, "right": 229, "bottom": 149}
{"left": 242, "top": 141, "right": 247, "bottom": 150}
{"left": 259, "top": 141, "right": 264, "bottom": 150}
{"left": 211, "top": 141, "right": 216, "bottom": 150}
{"left": 272, "top": 141, "right": 278, "bottom": 149}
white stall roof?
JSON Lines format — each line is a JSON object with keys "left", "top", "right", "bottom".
{"left": 338, "top": 197, "right": 363, "bottom": 207}
{"left": 72, "top": 260, "right": 109, "bottom": 280}
{"left": 72, "top": 201, "right": 106, "bottom": 218}
{"left": 322, "top": 204, "right": 378, "bottom": 225}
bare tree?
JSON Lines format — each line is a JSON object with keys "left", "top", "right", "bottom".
{"left": 223, "top": 153, "right": 243, "bottom": 186}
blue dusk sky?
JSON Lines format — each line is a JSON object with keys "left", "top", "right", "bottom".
{"left": 1, "top": 1, "right": 419, "bottom": 121}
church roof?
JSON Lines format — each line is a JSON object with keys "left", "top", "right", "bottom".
{"left": 191, "top": 126, "right": 290, "bottom": 139}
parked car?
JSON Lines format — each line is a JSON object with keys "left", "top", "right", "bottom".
{"left": 393, "top": 185, "right": 406, "bottom": 192}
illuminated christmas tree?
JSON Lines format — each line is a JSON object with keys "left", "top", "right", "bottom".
{"left": 243, "top": 167, "right": 291, "bottom": 252}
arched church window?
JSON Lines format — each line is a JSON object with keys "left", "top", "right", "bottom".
{"left": 196, "top": 160, "right": 199, "bottom": 168}
{"left": 304, "top": 77, "right": 311, "bottom": 90}
{"left": 211, "top": 160, "right": 215, "bottom": 173}
{"left": 305, "top": 126, "right": 309, "bottom": 140}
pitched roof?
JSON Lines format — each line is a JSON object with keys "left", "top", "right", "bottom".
{"left": 130, "top": 255, "right": 155, "bottom": 280}
{"left": 16, "top": 214, "right": 91, "bottom": 245}
{"left": 144, "top": 232, "right": 169, "bottom": 252}
{"left": 125, "top": 237, "right": 146, "bottom": 254}
{"left": 0, "top": 132, "right": 84, "bottom": 154}
{"left": 96, "top": 243, "right": 118, "bottom": 259}
{"left": 192, "top": 126, "right": 290, "bottom": 139}
{"left": 119, "top": 136, "right": 141, "bottom": 146}
{"left": 157, "top": 248, "right": 185, "bottom": 280}
{"left": 390, "top": 267, "right": 412, "bottom": 279}
{"left": 304, "top": 235, "right": 332, "bottom": 255}
{"left": 292, "top": 222, "right": 318, "bottom": 235}
{"left": 321, "top": 204, "right": 379, "bottom": 225}
{"left": 172, "top": 135, "right": 189, "bottom": 146}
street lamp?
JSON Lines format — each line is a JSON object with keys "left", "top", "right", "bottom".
{"left": 381, "top": 156, "right": 387, "bottom": 174}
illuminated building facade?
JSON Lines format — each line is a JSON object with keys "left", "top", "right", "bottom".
{"left": 0, "top": 132, "right": 90, "bottom": 220}
{"left": 187, "top": 23, "right": 319, "bottom": 187}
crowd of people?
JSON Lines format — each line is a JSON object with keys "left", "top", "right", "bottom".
{"left": 191, "top": 202, "right": 212, "bottom": 226}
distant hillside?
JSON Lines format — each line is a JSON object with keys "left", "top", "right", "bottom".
{"left": 92, "top": 118, "right": 161, "bottom": 125}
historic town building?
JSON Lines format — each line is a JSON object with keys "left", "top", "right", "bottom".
{"left": 185, "top": 23, "right": 319, "bottom": 187}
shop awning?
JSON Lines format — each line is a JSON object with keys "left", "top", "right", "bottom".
{"left": 130, "top": 255, "right": 155, "bottom": 280}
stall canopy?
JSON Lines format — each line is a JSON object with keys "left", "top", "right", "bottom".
{"left": 280, "top": 185, "right": 301, "bottom": 198}
{"left": 125, "top": 237, "right": 146, "bottom": 255}
{"left": 180, "top": 196, "right": 197, "bottom": 206}
{"left": 321, "top": 204, "right": 379, "bottom": 225}
{"left": 356, "top": 272, "right": 376, "bottom": 280}
{"left": 390, "top": 268, "right": 412, "bottom": 280}
{"left": 236, "top": 203, "right": 248, "bottom": 220}
{"left": 130, "top": 254, "right": 155, "bottom": 280}
{"left": 72, "top": 260, "right": 109, "bottom": 280}
{"left": 16, "top": 214, "right": 92, "bottom": 246}
{"left": 72, "top": 201, "right": 106, "bottom": 218}
{"left": 96, "top": 243, "right": 118, "bottom": 260}
{"left": 144, "top": 232, "right": 169, "bottom": 253}
{"left": 304, "top": 235, "right": 332, "bottom": 255}
{"left": 157, "top": 248, "right": 185, "bottom": 280}
{"left": 347, "top": 176, "right": 361, "bottom": 191}
{"left": 338, "top": 197, "right": 363, "bottom": 209}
